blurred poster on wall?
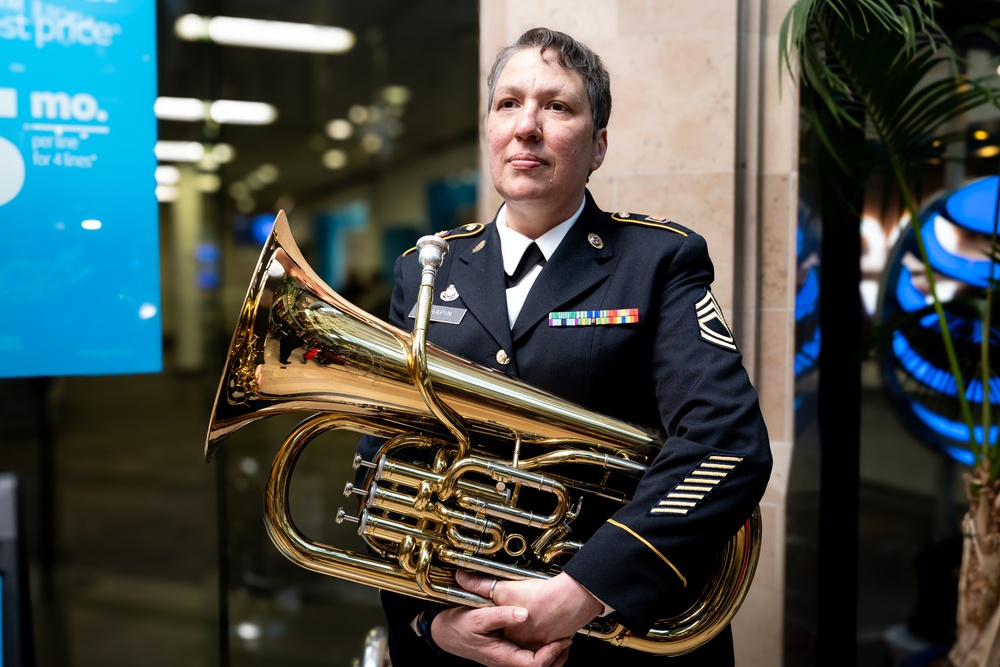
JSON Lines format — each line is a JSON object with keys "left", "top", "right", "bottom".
{"left": 0, "top": 0, "right": 159, "bottom": 378}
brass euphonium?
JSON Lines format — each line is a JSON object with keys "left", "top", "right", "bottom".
{"left": 206, "top": 210, "right": 762, "bottom": 656}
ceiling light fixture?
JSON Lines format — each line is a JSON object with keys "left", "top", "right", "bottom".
{"left": 155, "top": 165, "right": 181, "bottom": 185}
{"left": 174, "top": 14, "right": 355, "bottom": 54}
{"left": 209, "top": 100, "right": 277, "bottom": 125}
{"left": 155, "top": 141, "right": 205, "bottom": 162}
{"left": 154, "top": 97, "right": 205, "bottom": 121}
{"left": 155, "top": 97, "right": 277, "bottom": 125}
{"left": 155, "top": 141, "right": 235, "bottom": 164}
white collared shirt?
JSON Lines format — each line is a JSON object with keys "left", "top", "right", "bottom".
{"left": 496, "top": 198, "right": 584, "bottom": 328}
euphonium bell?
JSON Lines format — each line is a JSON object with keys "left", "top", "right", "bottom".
{"left": 205, "top": 210, "right": 762, "bottom": 655}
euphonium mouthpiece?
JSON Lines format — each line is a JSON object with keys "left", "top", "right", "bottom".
{"left": 416, "top": 235, "right": 448, "bottom": 287}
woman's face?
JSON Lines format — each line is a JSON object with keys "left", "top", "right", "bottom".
{"left": 486, "top": 48, "right": 607, "bottom": 223}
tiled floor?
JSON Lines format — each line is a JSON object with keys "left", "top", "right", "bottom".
{"left": 0, "top": 360, "right": 966, "bottom": 667}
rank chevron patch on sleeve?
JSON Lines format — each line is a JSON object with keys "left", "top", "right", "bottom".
{"left": 694, "top": 289, "right": 737, "bottom": 351}
{"left": 650, "top": 454, "right": 743, "bottom": 515}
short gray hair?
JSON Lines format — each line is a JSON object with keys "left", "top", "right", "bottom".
{"left": 486, "top": 27, "right": 611, "bottom": 136}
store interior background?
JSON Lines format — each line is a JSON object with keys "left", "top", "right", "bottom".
{"left": 1, "top": 1, "right": 998, "bottom": 666}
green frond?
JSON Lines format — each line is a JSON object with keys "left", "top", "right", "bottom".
{"left": 780, "top": 0, "right": 1000, "bottom": 471}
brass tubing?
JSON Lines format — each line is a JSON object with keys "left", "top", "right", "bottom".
{"left": 264, "top": 414, "right": 433, "bottom": 600}
{"left": 454, "top": 494, "right": 562, "bottom": 530}
{"left": 437, "top": 546, "right": 551, "bottom": 584}
{"left": 367, "top": 485, "right": 438, "bottom": 522}
{"left": 445, "top": 525, "right": 502, "bottom": 555}
{"left": 358, "top": 514, "right": 449, "bottom": 547}
{"left": 539, "top": 540, "right": 582, "bottom": 565}
{"left": 436, "top": 505, "right": 504, "bottom": 539}
{"left": 409, "top": 235, "right": 470, "bottom": 457}
{"left": 443, "top": 458, "right": 568, "bottom": 529}
{"left": 373, "top": 457, "right": 507, "bottom": 501}
{"left": 535, "top": 472, "right": 631, "bottom": 504}
{"left": 517, "top": 448, "right": 647, "bottom": 476}
{"left": 365, "top": 485, "right": 504, "bottom": 554}
{"left": 415, "top": 541, "right": 489, "bottom": 606}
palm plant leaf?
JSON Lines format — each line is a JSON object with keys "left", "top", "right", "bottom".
{"left": 780, "top": 0, "right": 1000, "bottom": 466}
{"left": 779, "top": 0, "right": 947, "bottom": 125}
{"left": 783, "top": 5, "right": 1000, "bottom": 663}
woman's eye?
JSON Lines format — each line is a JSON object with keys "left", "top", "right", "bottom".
{"left": 499, "top": 100, "right": 516, "bottom": 109}
{"left": 549, "top": 102, "right": 566, "bottom": 112}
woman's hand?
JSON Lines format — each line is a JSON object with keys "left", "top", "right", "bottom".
{"left": 455, "top": 571, "right": 604, "bottom": 653}
{"left": 430, "top": 604, "right": 571, "bottom": 667}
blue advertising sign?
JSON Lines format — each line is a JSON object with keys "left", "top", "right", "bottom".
{"left": 0, "top": 0, "right": 159, "bottom": 378}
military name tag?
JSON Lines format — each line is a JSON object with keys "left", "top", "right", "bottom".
{"left": 408, "top": 304, "right": 467, "bottom": 325}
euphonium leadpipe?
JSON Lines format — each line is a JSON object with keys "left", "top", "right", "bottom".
{"left": 205, "top": 210, "right": 762, "bottom": 655}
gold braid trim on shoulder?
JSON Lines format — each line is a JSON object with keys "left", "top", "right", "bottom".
{"left": 402, "top": 223, "right": 486, "bottom": 256}
{"left": 612, "top": 212, "right": 688, "bottom": 236}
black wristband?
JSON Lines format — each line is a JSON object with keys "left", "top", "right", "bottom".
{"left": 416, "top": 606, "right": 444, "bottom": 654}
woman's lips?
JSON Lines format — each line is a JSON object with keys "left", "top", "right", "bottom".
{"left": 509, "top": 153, "right": 546, "bottom": 168}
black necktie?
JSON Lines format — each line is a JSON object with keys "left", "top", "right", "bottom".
{"left": 505, "top": 242, "right": 545, "bottom": 288}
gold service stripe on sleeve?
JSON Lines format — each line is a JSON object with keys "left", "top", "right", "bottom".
{"left": 607, "top": 518, "right": 686, "bottom": 587}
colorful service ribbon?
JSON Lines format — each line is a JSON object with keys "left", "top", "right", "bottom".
{"left": 548, "top": 308, "right": 639, "bottom": 327}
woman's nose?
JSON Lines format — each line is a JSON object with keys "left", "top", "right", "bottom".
{"left": 514, "top": 107, "right": 540, "bottom": 140}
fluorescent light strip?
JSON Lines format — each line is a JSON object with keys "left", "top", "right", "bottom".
{"left": 209, "top": 99, "right": 277, "bottom": 125}
{"left": 175, "top": 14, "right": 354, "bottom": 54}
{"left": 155, "top": 141, "right": 204, "bottom": 162}
{"left": 155, "top": 165, "right": 181, "bottom": 185}
{"left": 155, "top": 97, "right": 205, "bottom": 121}
{"left": 155, "top": 141, "right": 235, "bottom": 166}
{"left": 155, "top": 97, "right": 277, "bottom": 125}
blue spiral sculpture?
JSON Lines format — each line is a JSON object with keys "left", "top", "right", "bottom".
{"left": 877, "top": 175, "right": 1000, "bottom": 464}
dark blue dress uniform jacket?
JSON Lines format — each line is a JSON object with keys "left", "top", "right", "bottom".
{"left": 358, "top": 190, "right": 772, "bottom": 665}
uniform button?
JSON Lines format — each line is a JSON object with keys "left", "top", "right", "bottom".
{"left": 495, "top": 349, "right": 511, "bottom": 365}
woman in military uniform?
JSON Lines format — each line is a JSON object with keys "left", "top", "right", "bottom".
{"left": 356, "top": 26, "right": 771, "bottom": 667}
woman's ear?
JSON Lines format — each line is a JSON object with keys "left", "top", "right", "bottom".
{"left": 591, "top": 128, "right": 609, "bottom": 172}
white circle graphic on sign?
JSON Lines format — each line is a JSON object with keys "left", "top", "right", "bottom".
{"left": 0, "top": 137, "right": 26, "bottom": 206}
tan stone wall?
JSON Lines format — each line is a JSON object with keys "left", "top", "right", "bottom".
{"left": 479, "top": 2, "right": 799, "bottom": 664}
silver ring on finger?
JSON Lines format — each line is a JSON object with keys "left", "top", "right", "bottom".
{"left": 489, "top": 578, "right": 498, "bottom": 602}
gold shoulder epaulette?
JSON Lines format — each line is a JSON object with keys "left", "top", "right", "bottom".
{"left": 402, "top": 223, "right": 486, "bottom": 256}
{"left": 612, "top": 211, "right": 687, "bottom": 236}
